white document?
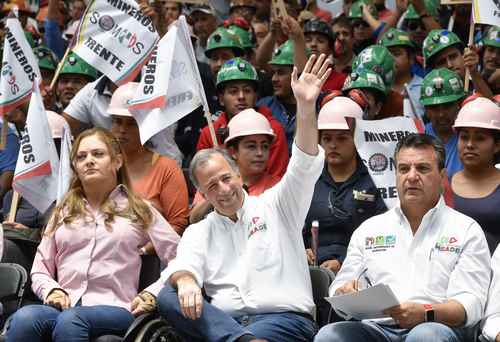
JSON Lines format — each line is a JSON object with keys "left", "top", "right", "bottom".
{"left": 325, "top": 284, "right": 400, "bottom": 320}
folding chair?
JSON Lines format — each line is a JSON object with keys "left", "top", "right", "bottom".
{"left": 309, "top": 266, "right": 336, "bottom": 328}
{"left": 0, "top": 263, "right": 28, "bottom": 338}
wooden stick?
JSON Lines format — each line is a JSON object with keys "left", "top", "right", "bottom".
{"left": 49, "top": 46, "right": 72, "bottom": 91}
{"left": 8, "top": 191, "right": 20, "bottom": 222}
{"left": 447, "top": 11, "right": 455, "bottom": 31}
{"left": 204, "top": 111, "right": 219, "bottom": 147}
{"left": 463, "top": 12, "right": 475, "bottom": 92}
{"left": 0, "top": 117, "right": 9, "bottom": 150}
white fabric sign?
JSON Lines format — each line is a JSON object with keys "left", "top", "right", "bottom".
{"left": 354, "top": 117, "right": 419, "bottom": 209}
{"left": 73, "top": 0, "right": 159, "bottom": 85}
{"left": 56, "top": 124, "right": 73, "bottom": 204}
{"left": 0, "top": 17, "right": 41, "bottom": 115}
{"left": 129, "top": 15, "right": 208, "bottom": 148}
{"left": 473, "top": 0, "right": 500, "bottom": 27}
{"left": 13, "top": 84, "right": 59, "bottom": 213}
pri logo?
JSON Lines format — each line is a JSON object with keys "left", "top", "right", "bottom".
{"left": 368, "top": 153, "right": 388, "bottom": 173}
{"left": 247, "top": 216, "right": 268, "bottom": 239}
{"left": 98, "top": 15, "right": 115, "bottom": 31}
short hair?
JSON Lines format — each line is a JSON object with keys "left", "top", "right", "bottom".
{"left": 189, "top": 148, "right": 240, "bottom": 189}
{"left": 332, "top": 16, "right": 353, "bottom": 34}
{"left": 394, "top": 133, "right": 446, "bottom": 171}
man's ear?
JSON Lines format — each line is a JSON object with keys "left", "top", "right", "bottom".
{"left": 115, "top": 154, "right": 124, "bottom": 171}
{"left": 218, "top": 93, "right": 225, "bottom": 107}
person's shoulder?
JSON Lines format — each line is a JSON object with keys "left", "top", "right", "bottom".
{"left": 442, "top": 204, "right": 483, "bottom": 229}
{"left": 154, "top": 155, "right": 180, "bottom": 169}
{"left": 256, "top": 96, "right": 274, "bottom": 107}
{"left": 355, "top": 208, "right": 396, "bottom": 233}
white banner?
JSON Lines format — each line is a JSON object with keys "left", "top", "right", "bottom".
{"left": 56, "top": 124, "right": 73, "bottom": 204}
{"left": 72, "top": 0, "right": 160, "bottom": 86}
{"left": 129, "top": 15, "right": 208, "bottom": 145}
{"left": 473, "top": 0, "right": 500, "bottom": 27}
{"left": 13, "top": 84, "right": 59, "bottom": 213}
{"left": 0, "top": 17, "right": 41, "bottom": 115}
{"left": 354, "top": 117, "right": 419, "bottom": 209}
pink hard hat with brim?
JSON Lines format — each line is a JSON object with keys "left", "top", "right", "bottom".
{"left": 318, "top": 96, "right": 364, "bottom": 130}
{"left": 46, "top": 111, "right": 68, "bottom": 139}
{"left": 224, "top": 108, "right": 276, "bottom": 145}
{"left": 107, "top": 82, "right": 139, "bottom": 117}
{"left": 453, "top": 97, "right": 500, "bottom": 131}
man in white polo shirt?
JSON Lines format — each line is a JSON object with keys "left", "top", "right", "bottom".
{"left": 315, "top": 133, "right": 491, "bottom": 342}
{"left": 142, "top": 54, "right": 331, "bottom": 342}
{"left": 482, "top": 245, "right": 500, "bottom": 342}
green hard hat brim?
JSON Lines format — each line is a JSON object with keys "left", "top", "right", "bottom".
{"left": 343, "top": 83, "right": 387, "bottom": 96}
{"left": 421, "top": 93, "right": 465, "bottom": 106}
{"left": 269, "top": 59, "right": 294, "bottom": 65}
{"left": 39, "top": 61, "right": 57, "bottom": 71}
{"left": 483, "top": 40, "right": 500, "bottom": 49}
{"left": 383, "top": 40, "right": 415, "bottom": 49}
{"left": 426, "top": 42, "right": 463, "bottom": 65}
{"left": 216, "top": 78, "right": 258, "bottom": 91}
{"left": 205, "top": 46, "right": 245, "bottom": 59}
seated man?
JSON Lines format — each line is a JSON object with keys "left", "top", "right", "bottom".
{"left": 142, "top": 55, "right": 332, "bottom": 342}
{"left": 482, "top": 245, "right": 500, "bottom": 342}
{"left": 315, "top": 133, "right": 491, "bottom": 342}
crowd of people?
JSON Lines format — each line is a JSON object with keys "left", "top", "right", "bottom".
{"left": 0, "top": 0, "right": 499, "bottom": 341}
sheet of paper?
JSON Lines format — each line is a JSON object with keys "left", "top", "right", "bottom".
{"left": 325, "top": 284, "right": 400, "bottom": 320}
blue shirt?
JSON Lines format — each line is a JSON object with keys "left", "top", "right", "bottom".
{"left": 425, "top": 123, "right": 463, "bottom": 178}
{"left": 257, "top": 96, "right": 295, "bottom": 155}
{"left": 0, "top": 125, "right": 19, "bottom": 173}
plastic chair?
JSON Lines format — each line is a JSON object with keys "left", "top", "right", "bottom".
{"left": 0, "top": 263, "right": 28, "bottom": 328}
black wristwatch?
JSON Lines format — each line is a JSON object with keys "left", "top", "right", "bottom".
{"left": 424, "top": 304, "right": 435, "bottom": 322}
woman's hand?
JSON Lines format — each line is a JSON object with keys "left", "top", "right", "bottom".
{"left": 131, "top": 291, "right": 157, "bottom": 316}
{"left": 45, "top": 289, "right": 71, "bottom": 310}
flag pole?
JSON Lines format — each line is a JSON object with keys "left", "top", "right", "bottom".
{"left": 0, "top": 117, "right": 9, "bottom": 150}
{"left": 204, "top": 111, "right": 219, "bottom": 147}
{"left": 49, "top": 46, "right": 72, "bottom": 91}
{"left": 463, "top": 11, "right": 475, "bottom": 92}
{"left": 7, "top": 191, "right": 20, "bottom": 222}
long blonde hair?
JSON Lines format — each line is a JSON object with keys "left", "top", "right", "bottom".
{"left": 45, "top": 128, "right": 153, "bottom": 235}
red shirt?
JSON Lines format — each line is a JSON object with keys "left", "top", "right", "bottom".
{"left": 322, "top": 70, "right": 348, "bottom": 92}
{"left": 196, "top": 107, "right": 289, "bottom": 178}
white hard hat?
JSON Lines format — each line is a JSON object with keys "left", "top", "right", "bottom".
{"left": 107, "top": 82, "right": 139, "bottom": 117}
{"left": 453, "top": 97, "right": 500, "bottom": 131}
{"left": 318, "top": 96, "right": 364, "bottom": 130}
{"left": 224, "top": 108, "right": 275, "bottom": 145}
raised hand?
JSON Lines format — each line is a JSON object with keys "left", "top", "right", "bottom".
{"left": 291, "top": 54, "right": 331, "bottom": 107}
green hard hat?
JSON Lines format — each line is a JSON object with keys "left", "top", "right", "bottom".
{"left": 24, "top": 31, "right": 36, "bottom": 48}
{"left": 420, "top": 68, "right": 465, "bottom": 106}
{"left": 226, "top": 24, "right": 254, "bottom": 49}
{"left": 483, "top": 26, "right": 500, "bottom": 49}
{"left": 343, "top": 69, "right": 387, "bottom": 95}
{"left": 348, "top": 0, "right": 378, "bottom": 20}
{"left": 216, "top": 57, "right": 259, "bottom": 89}
{"left": 270, "top": 40, "right": 294, "bottom": 65}
{"left": 205, "top": 27, "right": 245, "bottom": 58}
{"left": 352, "top": 45, "right": 395, "bottom": 87}
{"left": 405, "top": 0, "right": 439, "bottom": 20}
{"left": 379, "top": 28, "right": 415, "bottom": 49}
{"left": 60, "top": 52, "right": 98, "bottom": 80}
{"left": 423, "top": 29, "right": 463, "bottom": 67}
{"left": 33, "top": 46, "right": 58, "bottom": 71}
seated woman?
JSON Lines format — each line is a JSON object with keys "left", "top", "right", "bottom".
{"left": 108, "top": 82, "right": 189, "bottom": 254}
{"left": 451, "top": 97, "right": 500, "bottom": 255}
{"left": 303, "top": 96, "right": 386, "bottom": 273}
{"left": 189, "top": 108, "right": 280, "bottom": 224}
{"left": 5, "top": 128, "right": 180, "bottom": 341}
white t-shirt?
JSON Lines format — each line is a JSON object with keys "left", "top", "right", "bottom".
{"left": 482, "top": 245, "right": 500, "bottom": 341}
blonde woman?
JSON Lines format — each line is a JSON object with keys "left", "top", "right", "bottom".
{"left": 6, "top": 128, "right": 179, "bottom": 341}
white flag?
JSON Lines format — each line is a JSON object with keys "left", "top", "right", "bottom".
{"left": 353, "top": 117, "right": 419, "bottom": 209}
{"left": 0, "top": 16, "right": 41, "bottom": 115}
{"left": 128, "top": 15, "right": 208, "bottom": 149}
{"left": 13, "top": 83, "right": 59, "bottom": 213}
{"left": 72, "top": 0, "right": 159, "bottom": 85}
{"left": 56, "top": 124, "right": 73, "bottom": 204}
{"left": 473, "top": 0, "right": 500, "bottom": 26}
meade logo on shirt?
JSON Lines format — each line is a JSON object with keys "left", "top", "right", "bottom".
{"left": 435, "top": 236, "right": 461, "bottom": 254}
{"left": 365, "top": 234, "right": 396, "bottom": 251}
{"left": 247, "top": 216, "right": 268, "bottom": 239}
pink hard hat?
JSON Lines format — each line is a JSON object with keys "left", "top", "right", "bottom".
{"left": 318, "top": 96, "right": 364, "bottom": 130}
{"left": 46, "top": 111, "right": 68, "bottom": 139}
{"left": 224, "top": 108, "right": 276, "bottom": 145}
{"left": 453, "top": 97, "right": 500, "bottom": 131}
{"left": 107, "top": 82, "right": 139, "bottom": 117}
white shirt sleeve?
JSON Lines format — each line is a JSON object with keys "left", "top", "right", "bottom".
{"left": 447, "top": 221, "right": 492, "bottom": 327}
{"left": 63, "top": 82, "right": 94, "bottom": 124}
{"left": 482, "top": 245, "right": 500, "bottom": 341}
